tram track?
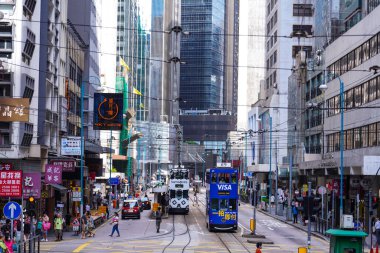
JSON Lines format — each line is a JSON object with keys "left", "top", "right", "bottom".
{"left": 190, "top": 193, "right": 251, "bottom": 253}
{"left": 162, "top": 214, "right": 192, "bottom": 253}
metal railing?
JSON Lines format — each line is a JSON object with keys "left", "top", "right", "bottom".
{"left": 313, "top": 216, "right": 330, "bottom": 236}
{"left": 14, "top": 235, "right": 41, "bottom": 253}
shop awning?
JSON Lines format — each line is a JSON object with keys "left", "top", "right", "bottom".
{"left": 50, "top": 184, "right": 67, "bottom": 192}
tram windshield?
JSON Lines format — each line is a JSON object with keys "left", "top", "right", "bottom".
{"left": 210, "top": 198, "right": 237, "bottom": 211}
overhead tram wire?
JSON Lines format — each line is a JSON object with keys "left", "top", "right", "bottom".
{"left": 5, "top": 17, "right": 380, "bottom": 39}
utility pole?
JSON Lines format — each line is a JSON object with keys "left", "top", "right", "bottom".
{"left": 307, "top": 181, "right": 312, "bottom": 253}
{"left": 275, "top": 141, "right": 278, "bottom": 215}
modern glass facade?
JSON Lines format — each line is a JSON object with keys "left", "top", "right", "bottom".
{"left": 180, "top": 0, "right": 225, "bottom": 110}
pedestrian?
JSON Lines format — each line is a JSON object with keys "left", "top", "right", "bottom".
{"left": 86, "top": 212, "right": 95, "bottom": 237}
{"left": 80, "top": 212, "right": 87, "bottom": 239}
{"left": 292, "top": 205, "right": 298, "bottom": 224}
{"left": 4, "top": 236, "right": 14, "bottom": 253}
{"left": 109, "top": 212, "right": 120, "bottom": 237}
{"left": 256, "top": 242, "right": 262, "bottom": 253}
{"left": 155, "top": 207, "right": 162, "bottom": 233}
{"left": 106, "top": 205, "right": 109, "bottom": 219}
{"left": 375, "top": 217, "right": 380, "bottom": 246}
{"left": 1, "top": 219, "right": 11, "bottom": 240}
{"left": 0, "top": 235, "right": 8, "bottom": 253}
{"left": 54, "top": 213, "right": 63, "bottom": 241}
{"left": 86, "top": 203, "right": 91, "bottom": 213}
{"left": 72, "top": 214, "right": 80, "bottom": 236}
{"left": 270, "top": 195, "right": 275, "bottom": 208}
{"left": 24, "top": 213, "right": 31, "bottom": 241}
{"left": 41, "top": 213, "right": 50, "bottom": 242}
{"left": 36, "top": 217, "right": 42, "bottom": 237}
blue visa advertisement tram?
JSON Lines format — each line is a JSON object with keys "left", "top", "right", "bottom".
{"left": 205, "top": 167, "right": 238, "bottom": 231}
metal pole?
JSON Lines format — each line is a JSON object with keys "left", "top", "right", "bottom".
{"left": 253, "top": 176, "right": 257, "bottom": 235}
{"left": 80, "top": 81, "right": 84, "bottom": 218}
{"left": 288, "top": 140, "right": 293, "bottom": 221}
{"left": 158, "top": 146, "right": 161, "bottom": 181}
{"left": 275, "top": 141, "right": 278, "bottom": 215}
{"left": 356, "top": 193, "right": 360, "bottom": 230}
{"left": 322, "top": 193, "right": 324, "bottom": 221}
{"left": 245, "top": 131, "right": 248, "bottom": 190}
{"left": 332, "top": 191, "right": 335, "bottom": 228}
{"left": 109, "top": 130, "right": 112, "bottom": 210}
{"left": 269, "top": 116, "right": 272, "bottom": 214}
{"left": 307, "top": 181, "right": 312, "bottom": 253}
{"left": 338, "top": 76, "right": 344, "bottom": 220}
{"left": 195, "top": 158, "right": 197, "bottom": 179}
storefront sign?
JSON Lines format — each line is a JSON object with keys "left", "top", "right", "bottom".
{"left": 61, "top": 137, "right": 81, "bottom": 156}
{"left": 23, "top": 172, "right": 41, "bottom": 199}
{"left": 93, "top": 93, "right": 124, "bottom": 130}
{"left": 50, "top": 160, "right": 75, "bottom": 172}
{"left": 72, "top": 187, "right": 81, "bottom": 202}
{"left": 45, "top": 164, "right": 62, "bottom": 184}
{"left": 0, "top": 170, "right": 22, "bottom": 197}
{"left": 0, "top": 163, "right": 12, "bottom": 171}
{"left": 0, "top": 98, "right": 29, "bottom": 122}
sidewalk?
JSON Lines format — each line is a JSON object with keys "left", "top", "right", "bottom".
{"left": 248, "top": 203, "right": 329, "bottom": 241}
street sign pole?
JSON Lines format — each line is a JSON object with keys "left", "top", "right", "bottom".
{"left": 307, "top": 182, "right": 312, "bottom": 253}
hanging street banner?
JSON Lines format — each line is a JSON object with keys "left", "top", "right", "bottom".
{"left": 0, "top": 170, "right": 22, "bottom": 197}
{"left": 23, "top": 172, "right": 41, "bottom": 199}
{"left": 72, "top": 187, "right": 81, "bottom": 202}
{"left": 45, "top": 164, "right": 63, "bottom": 184}
{"left": 0, "top": 98, "right": 29, "bottom": 122}
{"left": 61, "top": 137, "right": 81, "bottom": 156}
{"left": 93, "top": 93, "right": 124, "bottom": 130}
{"left": 50, "top": 160, "right": 75, "bottom": 172}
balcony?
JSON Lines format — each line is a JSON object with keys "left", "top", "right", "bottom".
{"left": 45, "top": 109, "right": 53, "bottom": 123}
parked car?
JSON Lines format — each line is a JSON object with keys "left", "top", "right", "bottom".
{"left": 141, "top": 197, "right": 151, "bottom": 210}
{"left": 122, "top": 199, "right": 140, "bottom": 219}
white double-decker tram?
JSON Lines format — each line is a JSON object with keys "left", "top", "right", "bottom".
{"left": 168, "top": 168, "right": 190, "bottom": 214}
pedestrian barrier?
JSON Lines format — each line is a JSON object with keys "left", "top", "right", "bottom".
{"left": 14, "top": 235, "right": 40, "bottom": 253}
{"left": 314, "top": 217, "right": 330, "bottom": 236}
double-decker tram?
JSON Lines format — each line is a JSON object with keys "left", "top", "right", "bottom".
{"left": 205, "top": 167, "right": 238, "bottom": 231}
{"left": 169, "top": 167, "right": 190, "bottom": 214}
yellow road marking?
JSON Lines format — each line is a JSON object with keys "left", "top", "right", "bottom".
{"left": 73, "top": 241, "right": 92, "bottom": 252}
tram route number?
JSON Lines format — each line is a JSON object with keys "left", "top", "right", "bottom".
{"left": 214, "top": 210, "right": 236, "bottom": 221}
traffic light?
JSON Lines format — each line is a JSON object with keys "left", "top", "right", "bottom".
{"left": 372, "top": 196, "right": 378, "bottom": 210}
{"left": 26, "top": 196, "right": 36, "bottom": 216}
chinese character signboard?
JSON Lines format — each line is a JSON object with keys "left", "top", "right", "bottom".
{"left": 61, "top": 137, "right": 81, "bottom": 156}
{"left": 50, "top": 160, "right": 75, "bottom": 172}
{"left": 45, "top": 164, "right": 62, "bottom": 184}
{"left": 72, "top": 187, "right": 81, "bottom": 202}
{"left": 0, "top": 98, "right": 29, "bottom": 122}
{"left": 23, "top": 172, "right": 41, "bottom": 199}
{"left": 0, "top": 171, "right": 22, "bottom": 197}
{"left": 0, "top": 163, "right": 12, "bottom": 171}
{"left": 93, "top": 93, "right": 123, "bottom": 130}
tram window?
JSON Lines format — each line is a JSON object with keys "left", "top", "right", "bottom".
{"left": 170, "top": 190, "right": 175, "bottom": 198}
{"left": 206, "top": 172, "right": 210, "bottom": 183}
{"left": 211, "top": 173, "right": 217, "bottom": 183}
{"left": 229, "top": 199, "right": 237, "bottom": 211}
{"left": 211, "top": 198, "right": 218, "bottom": 211}
{"left": 231, "top": 173, "right": 237, "bottom": 183}
{"left": 220, "top": 199, "right": 228, "bottom": 210}
{"left": 219, "top": 173, "right": 226, "bottom": 183}
{"left": 176, "top": 190, "right": 183, "bottom": 198}
{"left": 183, "top": 190, "right": 189, "bottom": 198}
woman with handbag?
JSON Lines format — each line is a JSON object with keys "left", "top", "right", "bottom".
{"left": 72, "top": 214, "right": 80, "bottom": 236}
{"left": 41, "top": 214, "right": 50, "bottom": 242}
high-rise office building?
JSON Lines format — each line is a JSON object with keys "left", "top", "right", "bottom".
{"left": 179, "top": 0, "right": 238, "bottom": 143}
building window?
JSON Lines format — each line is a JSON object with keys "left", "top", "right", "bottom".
{"left": 76, "top": 67, "right": 82, "bottom": 87}
{"left": 23, "top": 75, "right": 34, "bottom": 102}
{"left": 22, "top": 29, "right": 36, "bottom": 65}
{"left": 293, "top": 25, "right": 313, "bottom": 36}
{"left": 354, "top": 85, "right": 362, "bottom": 107}
{"left": 354, "top": 128, "right": 361, "bottom": 149}
{"left": 369, "top": 123, "right": 377, "bottom": 147}
{"left": 293, "top": 4, "right": 313, "bottom": 17}
{"left": 69, "top": 58, "right": 76, "bottom": 83}
{"left": 362, "top": 125, "right": 369, "bottom": 148}
{"left": 0, "top": 122, "right": 10, "bottom": 147}
{"left": 21, "top": 123, "right": 33, "bottom": 147}
{"left": 23, "top": 0, "right": 36, "bottom": 19}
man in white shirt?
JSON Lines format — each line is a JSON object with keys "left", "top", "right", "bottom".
{"left": 375, "top": 217, "right": 380, "bottom": 246}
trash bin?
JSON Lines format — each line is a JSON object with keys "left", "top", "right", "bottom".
{"left": 326, "top": 229, "right": 367, "bottom": 253}
{"left": 113, "top": 200, "right": 117, "bottom": 208}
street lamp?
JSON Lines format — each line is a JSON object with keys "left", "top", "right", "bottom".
{"left": 80, "top": 76, "right": 103, "bottom": 218}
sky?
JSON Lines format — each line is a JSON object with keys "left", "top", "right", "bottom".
{"left": 138, "top": 1, "right": 151, "bottom": 30}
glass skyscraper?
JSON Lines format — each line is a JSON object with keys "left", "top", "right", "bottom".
{"left": 180, "top": 0, "right": 226, "bottom": 110}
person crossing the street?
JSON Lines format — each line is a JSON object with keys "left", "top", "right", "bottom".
{"left": 155, "top": 207, "right": 162, "bottom": 233}
{"left": 256, "top": 242, "right": 262, "bottom": 253}
{"left": 109, "top": 212, "right": 120, "bottom": 237}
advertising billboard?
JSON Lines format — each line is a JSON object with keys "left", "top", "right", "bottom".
{"left": 93, "top": 93, "right": 124, "bottom": 130}
{"left": 0, "top": 98, "right": 29, "bottom": 122}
